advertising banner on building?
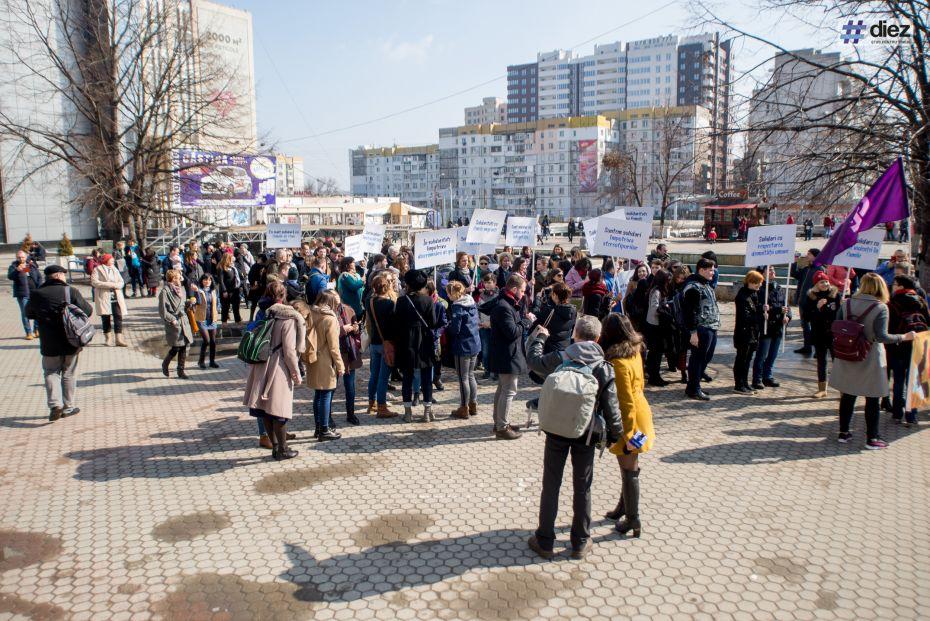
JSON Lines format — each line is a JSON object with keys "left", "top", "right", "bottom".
{"left": 362, "top": 223, "right": 387, "bottom": 254}
{"left": 831, "top": 228, "right": 885, "bottom": 270}
{"left": 505, "top": 216, "right": 537, "bottom": 247}
{"left": 172, "top": 149, "right": 276, "bottom": 209}
{"left": 577, "top": 139, "right": 598, "bottom": 193}
{"left": 744, "top": 224, "right": 797, "bottom": 267}
{"left": 266, "top": 223, "right": 301, "bottom": 249}
{"left": 415, "top": 228, "right": 457, "bottom": 269}
{"left": 592, "top": 216, "right": 651, "bottom": 260}
{"left": 466, "top": 209, "right": 507, "bottom": 245}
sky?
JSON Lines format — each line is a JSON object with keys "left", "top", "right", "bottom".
{"left": 232, "top": 0, "right": 845, "bottom": 191}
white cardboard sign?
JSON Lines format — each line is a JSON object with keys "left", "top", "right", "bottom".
{"left": 620, "top": 205, "right": 654, "bottom": 223}
{"left": 584, "top": 208, "right": 627, "bottom": 251}
{"left": 592, "top": 216, "right": 652, "bottom": 260}
{"left": 831, "top": 228, "right": 885, "bottom": 270}
{"left": 466, "top": 209, "right": 507, "bottom": 245}
{"left": 456, "top": 227, "right": 496, "bottom": 258}
{"left": 361, "top": 223, "right": 386, "bottom": 254}
{"left": 343, "top": 233, "right": 366, "bottom": 261}
{"left": 415, "top": 228, "right": 457, "bottom": 269}
{"left": 744, "top": 224, "right": 797, "bottom": 267}
{"left": 505, "top": 216, "right": 537, "bottom": 247}
{"left": 266, "top": 223, "right": 301, "bottom": 248}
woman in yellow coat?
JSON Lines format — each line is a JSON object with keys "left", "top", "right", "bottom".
{"left": 599, "top": 313, "right": 655, "bottom": 538}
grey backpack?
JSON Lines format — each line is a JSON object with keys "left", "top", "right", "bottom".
{"left": 62, "top": 286, "right": 96, "bottom": 348}
{"left": 538, "top": 358, "right": 602, "bottom": 439}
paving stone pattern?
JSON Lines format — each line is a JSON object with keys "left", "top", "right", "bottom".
{"left": 0, "top": 282, "right": 928, "bottom": 620}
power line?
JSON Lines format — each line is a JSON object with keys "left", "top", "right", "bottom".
{"left": 278, "top": 1, "right": 679, "bottom": 145}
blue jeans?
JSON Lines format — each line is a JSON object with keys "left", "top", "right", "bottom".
{"left": 257, "top": 417, "right": 266, "bottom": 436}
{"left": 752, "top": 335, "right": 782, "bottom": 383}
{"left": 686, "top": 328, "right": 717, "bottom": 394}
{"left": 314, "top": 389, "right": 335, "bottom": 429}
{"left": 343, "top": 369, "right": 356, "bottom": 417}
{"left": 16, "top": 297, "right": 34, "bottom": 335}
{"left": 479, "top": 328, "right": 492, "bottom": 373}
{"left": 368, "top": 344, "right": 390, "bottom": 404}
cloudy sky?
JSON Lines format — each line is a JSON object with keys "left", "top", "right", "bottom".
{"left": 234, "top": 0, "right": 845, "bottom": 190}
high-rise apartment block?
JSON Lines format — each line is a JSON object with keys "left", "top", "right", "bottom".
{"left": 506, "top": 63, "right": 539, "bottom": 123}
{"left": 274, "top": 154, "right": 305, "bottom": 196}
{"left": 464, "top": 97, "right": 507, "bottom": 125}
{"left": 349, "top": 145, "right": 439, "bottom": 209}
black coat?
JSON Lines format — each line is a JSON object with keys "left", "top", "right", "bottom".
{"left": 7, "top": 259, "right": 42, "bottom": 298}
{"left": 887, "top": 290, "right": 930, "bottom": 359}
{"left": 802, "top": 288, "right": 840, "bottom": 347}
{"left": 733, "top": 286, "right": 761, "bottom": 347}
{"left": 531, "top": 302, "right": 576, "bottom": 354}
{"left": 25, "top": 280, "right": 93, "bottom": 357}
{"left": 141, "top": 255, "right": 160, "bottom": 285}
{"left": 366, "top": 296, "right": 395, "bottom": 346}
{"left": 485, "top": 293, "right": 530, "bottom": 374}
{"left": 393, "top": 293, "right": 437, "bottom": 369}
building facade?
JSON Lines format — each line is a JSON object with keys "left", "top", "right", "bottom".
{"left": 349, "top": 145, "right": 440, "bottom": 209}
{"left": 506, "top": 63, "right": 539, "bottom": 123}
{"left": 274, "top": 154, "right": 305, "bottom": 196}
{"left": 464, "top": 97, "right": 507, "bottom": 125}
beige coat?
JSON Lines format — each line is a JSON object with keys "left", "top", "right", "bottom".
{"left": 242, "top": 303, "right": 305, "bottom": 420}
{"left": 305, "top": 305, "right": 345, "bottom": 390}
{"left": 90, "top": 264, "right": 127, "bottom": 317}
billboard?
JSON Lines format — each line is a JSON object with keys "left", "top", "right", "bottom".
{"left": 577, "top": 139, "right": 598, "bottom": 193}
{"left": 172, "top": 149, "right": 276, "bottom": 209}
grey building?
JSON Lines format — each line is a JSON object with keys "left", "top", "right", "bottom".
{"left": 506, "top": 63, "right": 538, "bottom": 123}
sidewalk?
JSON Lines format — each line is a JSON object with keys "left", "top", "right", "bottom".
{"left": 0, "top": 282, "right": 927, "bottom": 620}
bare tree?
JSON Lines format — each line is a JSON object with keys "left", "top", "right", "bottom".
{"left": 303, "top": 176, "right": 342, "bottom": 196}
{"left": 696, "top": 0, "right": 929, "bottom": 281}
{"left": 601, "top": 149, "right": 646, "bottom": 209}
{"left": 0, "top": 0, "right": 254, "bottom": 242}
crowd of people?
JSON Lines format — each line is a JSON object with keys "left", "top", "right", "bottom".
{"left": 16, "top": 226, "right": 925, "bottom": 557}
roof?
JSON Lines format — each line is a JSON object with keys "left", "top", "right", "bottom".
{"left": 704, "top": 203, "right": 758, "bottom": 210}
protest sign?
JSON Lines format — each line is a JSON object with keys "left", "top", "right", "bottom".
{"left": 266, "top": 223, "right": 301, "bottom": 248}
{"left": 584, "top": 208, "right": 627, "bottom": 252}
{"left": 466, "top": 209, "right": 507, "bottom": 244}
{"left": 361, "top": 223, "right": 386, "bottom": 254}
{"left": 505, "top": 216, "right": 537, "bottom": 247}
{"left": 831, "top": 228, "right": 884, "bottom": 270}
{"left": 620, "top": 206, "right": 654, "bottom": 223}
{"left": 592, "top": 216, "right": 651, "bottom": 260}
{"left": 907, "top": 332, "right": 930, "bottom": 410}
{"left": 343, "top": 234, "right": 366, "bottom": 261}
{"left": 456, "top": 227, "right": 495, "bottom": 258}
{"left": 744, "top": 224, "right": 796, "bottom": 267}
{"left": 415, "top": 228, "right": 457, "bottom": 269}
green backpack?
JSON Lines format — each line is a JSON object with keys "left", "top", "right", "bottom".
{"left": 237, "top": 318, "right": 278, "bottom": 364}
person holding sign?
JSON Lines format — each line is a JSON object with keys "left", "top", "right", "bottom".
{"left": 751, "top": 266, "right": 791, "bottom": 391}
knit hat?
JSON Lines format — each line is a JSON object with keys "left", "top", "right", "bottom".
{"left": 404, "top": 269, "right": 428, "bottom": 291}
{"left": 100, "top": 253, "right": 113, "bottom": 264}
{"left": 812, "top": 271, "right": 828, "bottom": 284}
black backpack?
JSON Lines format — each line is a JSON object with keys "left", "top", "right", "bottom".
{"left": 62, "top": 287, "right": 96, "bottom": 347}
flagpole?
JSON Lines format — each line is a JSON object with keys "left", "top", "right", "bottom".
{"left": 763, "top": 264, "right": 770, "bottom": 336}
{"left": 782, "top": 265, "right": 790, "bottom": 354}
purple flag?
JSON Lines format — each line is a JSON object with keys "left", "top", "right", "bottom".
{"left": 815, "top": 158, "right": 909, "bottom": 265}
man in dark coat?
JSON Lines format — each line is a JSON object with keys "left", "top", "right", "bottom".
{"left": 25, "top": 265, "right": 93, "bottom": 421}
{"left": 8, "top": 249, "right": 42, "bottom": 339}
{"left": 483, "top": 273, "right": 533, "bottom": 439}
{"left": 790, "top": 248, "right": 824, "bottom": 357}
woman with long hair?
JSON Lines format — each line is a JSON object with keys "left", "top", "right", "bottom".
{"left": 644, "top": 269, "right": 673, "bottom": 386}
{"left": 600, "top": 313, "right": 655, "bottom": 537}
{"left": 366, "top": 273, "right": 399, "bottom": 418}
{"left": 445, "top": 281, "right": 481, "bottom": 419}
{"left": 448, "top": 252, "right": 475, "bottom": 293}
{"left": 243, "top": 281, "right": 305, "bottom": 460}
{"left": 305, "top": 289, "right": 346, "bottom": 441}
{"left": 829, "top": 273, "right": 914, "bottom": 449}
{"left": 158, "top": 269, "right": 193, "bottom": 378}
{"left": 802, "top": 272, "right": 839, "bottom": 398}
{"left": 191, "top": 273, "right": 220, "bottom": 369}
{"left": 565, "top": 257, "right": 591, "bottom": 298}
{"left": 217, "top": 252, "right": 242, "bottom": 324}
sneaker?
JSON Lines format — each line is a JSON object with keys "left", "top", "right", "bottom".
{"left": 837, "top": 431, "right": 852, "bottom": 444}
{"left": 527, "top": 536, "right": 553, "bottom": 560}
{"left": 865, "top": 438, "right": 888, "bottom": 450}
{"left": 61, "top": 407, "right": 80, "bottom": 418}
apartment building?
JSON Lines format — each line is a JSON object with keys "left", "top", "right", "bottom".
{"left": 438, "top": 116, "right": 618, "bottom": 220}
{"left": 349, "top": 145, "right": 440, "bottom": 209}
{"left": 464, "top": 97, "right": 507, "bottom": 125}
{"left": 274, "top": 153, "right": 305, "bottom": 196}
{"left": 506, "top": 63, "right": 539, "bottom": 123}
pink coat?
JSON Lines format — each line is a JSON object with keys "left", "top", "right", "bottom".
{"left": 242, "top": 303, "right": 305, "bottom": 420}
{"left": 565, "top": 267, "right": 586, "bottom": 298}
{"left": 826, "top": 265, "right": 855, "bottom": 290}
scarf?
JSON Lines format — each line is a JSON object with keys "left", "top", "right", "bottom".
{"left": 167, "top": 282, "right": 184, "bottom": 298}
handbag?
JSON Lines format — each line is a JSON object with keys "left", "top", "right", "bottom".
{"left": 369, "top": 298, "right": 395, "bottom": 367}
{"left": 339, "top": 306, "right": 361, "bottom": 364}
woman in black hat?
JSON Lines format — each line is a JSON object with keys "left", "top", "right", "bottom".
{"left": 394, "top": 269, "right": 439, "bottom": 422}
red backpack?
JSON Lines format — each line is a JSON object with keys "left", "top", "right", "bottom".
{"left": 831, "top": 300, "right": 879, "bottom": 362}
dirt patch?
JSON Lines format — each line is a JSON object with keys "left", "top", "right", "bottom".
{"left": 814, "top": 589, "right": 838, "bottom": 610}
{"left": 443, "top": 566, "right": 587, "bottom": 620}
{"left": 0, "top": 592, "right": 66, "bottom": 620}
{"left": 153, "top": 572, "right": 314, "bottom": 621}
{"left": 0, "top": 531, "right": 63, "bottom": 573}
{"left": 753, "top": 556, "right": 808, "bottom": 584}
{"left": 152, "top": 511, "right": 231, "bottom": 543}
{"left": 138, "top": 335, "right": 167, "bottom": 359}
{"left": 351, "top": 512, "right": 436, "bottom": 548}
{"left": 117, "top": 582, "right": 142, "bottom": 595}
{"left": 254, "top": 457, "right": 381, "bottom": 495}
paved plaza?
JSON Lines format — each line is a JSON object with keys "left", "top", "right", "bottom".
{"left": 0, "top": 279, "right": 928, "bottom": 621}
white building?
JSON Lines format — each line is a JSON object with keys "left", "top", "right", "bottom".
{"left": 464, "top": 97, "right": 507, "bottom": 125}
{"left": 274, "top": 154, "right": 305, "bottom": 196}
{"left": 349, "top": 145, "right": 440, "bottom": 209}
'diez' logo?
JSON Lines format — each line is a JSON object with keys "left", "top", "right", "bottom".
{"left": 841, "top": 19, "right": 912, "bottom": 45}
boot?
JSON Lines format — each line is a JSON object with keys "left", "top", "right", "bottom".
{"left": 272, "top": 421, "right": 298, "bottom": 459}
{"left": 105, "top": 332, "right": 114, "bottom": 347}
{"left": 451, "top": 405, "right": 469, "bottom": 419}
{"left": 259, "top": 434, "right": 273, "bottom": 450}
{"left": 199, "top": 342, "right": 208, "bottom": 369}
{"left": 813, "top": 381, "right": 827, "bottom": 398}
{"left": 115, "top": 333, "right": 128, "bottom": 347}
{"left": 402, "top": 402, "right": 413, "bottom": 423}
{"left": 423, "top": 403, "right": 434, "bottom": 422}
{"left": 367, "top": 400, "right": 376, "bottom": 415}
{"left": 433, "top": 377, "right": 445, "bottom": 391}
{"left": 177, "top": 348, "right": 189, "bottom": 379}
{"left": 604, "top": 497, "right": 625, "bottom": 520}
{"left": 468, "top": 402, "right": 478, "bottom": 417}
{"left": 346, "top": 403, "right": 360, "bottom": 426}
{"left": 162, "top": 347, "right": 178, "bottom": 377}
{"left": 615, "top": 469, "right": 641, "bottom": 538}
{"left": 376, "top": 403, "right": 399, "bottom": 419}
{"left": 318, "top": 427, "right": 342, "bottom": 441}
{"left": 209, "top": 340, "right": 219, "bottom": 368}
{"left": 313, "top": 424, "right": 322, "bottom": 439}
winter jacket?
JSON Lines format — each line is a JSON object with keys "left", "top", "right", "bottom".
{"left": 446, "top": 295, "right": 481, "bottom": 357}
{"left": 802, "top": 287, "right": 839, "bottom": 347}
{"left": 791, "top": 262, "right": 825, "bottom": 309}
{"left": 7, "top": 259, "right": 42, "bottom": 298}
{"left": 756, "top": 280, "right": 791, "bottom": 339}
{"left": 158, "top": 285, "right": 193, "bottom": 347}
{"left": 366, "top": 296, "right": 396, "bottom": 346}
{"left": 24, "top": 280, "right": 92, "bottom": 357}
{"left": 192, "top": 287, "right": 219, "bottom": 325}
{"left": 216, "top": 266, "right": 241, "bottom": 298}
{"left": 304, "top": 304, "right": 345, "bottom": 390}
{"left": 564, "top": 267, "right": 586, "bottom": 297}
{"left": 494, "top": 266, "right": 513, "bottom": 290}
{"left": 183, "top": 260, "right": 204, "bottom": 295}
{"left": 247, "top": 262, "right": 266, "bottom": 303}
{"left": 484, "top": 291, "right": 530, "bottom": 374}
{"left": 826, "top": 265, "right": 854, "bottom": 290}
{"left": 447, "top": 267, "right": 474, "bottom": 291}
{"left": 243, "top": 303, "right": 304, "bottom": 420}
{"left": 141, "top": 255, "right": 160, "bottom": 286}
{"left": 91, "top": 264, "right": 127, "bottom": 317}
{"left": 336, "top": 304, "right": 363, "bottom": 371}
{"left": 606, "top": 347, "right": 655, "bottom": 455}
{"left": 887, "top": 289, "right": 930, "bottom": 359}
{"left": 829, "top": 294, "right": 903, "bottom": 398}
{"left": 681, "top": 274, "right": 720, "bottom": 332}
{"left": 733, "top": 285, "right": 761, "bottom": 347}
{"left": 581, "top": 280, "right": 609, "bottom": 318}
{"left": 525, "top": 336, "right": 623, "bottom": 445}
{"left": 336, "top": 272, "right": 365, "bottom": 317}
{"left": 305, "top": 267, "right": 329, "bottom": 304}
{"left": 531, "top": 301, "right": 576, "bottom": 354}
{"left": 393, "top": 293, "right": 438, "bottom": 369}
